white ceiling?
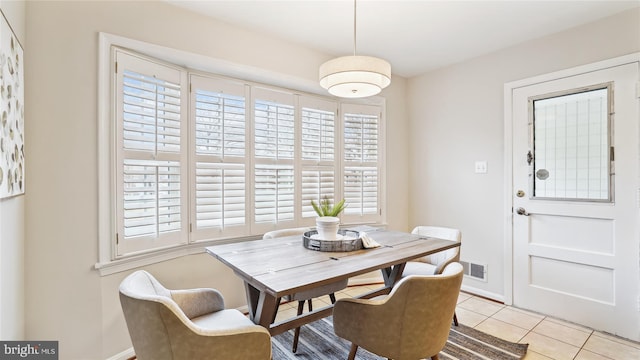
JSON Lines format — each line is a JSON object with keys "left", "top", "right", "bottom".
{"left": 166, "top": 0, "right": 640, "bottom": 78}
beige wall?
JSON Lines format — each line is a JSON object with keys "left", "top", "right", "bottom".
{"left": 24, "top": 1, "right": 409, "bottom": 358}
{"left": 407, "top": 8, "right": 640, "bottom": 298}
{"left": 0, "top": 0, "right": 25, "bottom": 340}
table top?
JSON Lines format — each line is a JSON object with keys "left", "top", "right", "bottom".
{"left": 205, "top": 229, "right": 459, "bottom": 298}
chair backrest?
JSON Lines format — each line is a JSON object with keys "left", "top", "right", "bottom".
{"left": 390, "top": 263, "right": 463, "bottom": 359}
{"left": 119, "top": 271, "right": 177, "bottom": 359}
{"left": 120, "top": 271, "right": 272, "bottom": 360}
{"left": 263, "top": 227, "right": 311, "bottom": 239}
{"left": 336, "top": 263, "right": 463, "bottom": 359}
{"left": 411, "top": 225, "right": 462, "bottom": 272}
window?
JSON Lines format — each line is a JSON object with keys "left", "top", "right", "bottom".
{"left": 253, "top": 88, "right": 296, "bottom": 229}
{"left": 342, "top": 104, "right": 382, "bottom": 223}
{"left": 107, "top": 47, "right": 385, "bottom": 262}
{"left": 114, "top": 51, "right": 188, "bottom": 256}
{"left": 190, "top": 75, "right": 248, "bottom": 241}
{"left": 300, "top": 97, "right": 338, "bottom": 220}
{"left": 530, "top": 84, "right": 612, "bottom": 201}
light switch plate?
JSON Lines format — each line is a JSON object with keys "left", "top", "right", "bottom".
{"left": 475, "top": 161, "right": 488, "bottom": 174}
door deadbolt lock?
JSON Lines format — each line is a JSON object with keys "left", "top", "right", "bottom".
{"left": 516, "top": 190, "right": 525, "bottom": 198}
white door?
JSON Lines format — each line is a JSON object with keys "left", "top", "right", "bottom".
{"left": 511, "top": 59, "right": 639, "bottom": 341}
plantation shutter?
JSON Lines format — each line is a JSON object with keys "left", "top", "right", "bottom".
{"left": 106, "top": 46, "right": 388, "bottom": 264}
{"left": 301, "top": 169, "right": 336, "bottom": 218}
{"left": 190, "top": 75, "right": 248, "bottom": 240}
{"left": 300, "top": 97, "right": 338, "bottom": 222}
{"left": 115, "top": 50, "right": 188, "bottom": 256}
{"left": 342, "top": 103, "right": 382, "bottom": 223}
{"left": 253, "top": 88, "right": 296, "bottom": 228}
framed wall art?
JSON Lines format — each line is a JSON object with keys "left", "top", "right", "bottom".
{"left": 0, "top": 10, "right": 24, "bottom": 199}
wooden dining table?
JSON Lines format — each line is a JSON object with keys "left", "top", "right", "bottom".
{"left": 205, "top": 229, "right": 460, "bottom": 336}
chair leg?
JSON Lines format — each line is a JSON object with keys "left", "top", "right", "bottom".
{"left": 292, "top": 327, "right": 301, "bottom": 353}
{"left": 292, "top": 300, "right": 305, "bottom": 353}
{"left": 431, "top": 355, "right": 440, "bottom": 360}
{"left": 307, "top": 298, "right": 313, "bottom": 312}
{"left": 348, "top": 343, "right": 358, "bottom": 360}
{"left": 329, "top": 292, "right": 337, "bottom": 304}
{"left": 453, "top": 311, "right": 459, "bottom": 326}
{"left": 296, "top": 300, "right": 305, "bottom": 315}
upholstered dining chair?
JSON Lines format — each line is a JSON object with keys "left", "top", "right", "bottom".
{"left": 333, "top": 262, "right": 464, "bottom": 360}
{"left": 119, "top": 270, "right": 271, "bottom": 360}
{"left": 403, "top": 225, "right": 462, "bottom": 325}
{"left": 262, "top": 227, "right": 312, "bottom": 240}
{"left": 263, "top": 227, "right": 349, "bottom": 353}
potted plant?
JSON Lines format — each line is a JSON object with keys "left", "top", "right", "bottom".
{"left": 311, "top": 196, "right": 347, "bottom": 240}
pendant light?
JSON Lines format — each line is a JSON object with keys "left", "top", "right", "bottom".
{"left": 319, "top": 0, "right": 391, "bottom": 98}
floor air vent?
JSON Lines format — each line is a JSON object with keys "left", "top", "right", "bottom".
{"left": 460, "top": 261, "right": 487, "bottom": 282}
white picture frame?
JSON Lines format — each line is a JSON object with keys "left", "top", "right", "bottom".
{"left": 0, "top": 10, "right": 24, "bottom": 199}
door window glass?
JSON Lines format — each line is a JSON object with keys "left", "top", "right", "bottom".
{"left": 530, "top": 84, "right": 611, "bottom": 201}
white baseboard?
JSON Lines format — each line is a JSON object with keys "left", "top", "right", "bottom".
{"left": 106, "top": 347, "right": 134, "bottom": 360}
{"left": 461, "top": 284, "right": 505, "bottom": 303}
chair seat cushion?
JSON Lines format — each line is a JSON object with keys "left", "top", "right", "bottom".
{"left": 191, "top": 309, "right": 255, "bottom": 331}
{"left": 402, "top": 261, "right": 438, "bottom": 277}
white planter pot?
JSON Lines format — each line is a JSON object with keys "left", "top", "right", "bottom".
{"left": 315, "top": 216, "right": 340, "bottom": 240}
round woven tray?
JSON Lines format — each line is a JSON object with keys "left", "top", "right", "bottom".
{"left": 303, "top": 230, "right": 363, "bottom": 252}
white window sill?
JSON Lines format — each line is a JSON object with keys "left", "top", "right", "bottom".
{"left": 94, "top": 236, "right": 260, "bottom": 276}
{"left": 95, "top": 224, "right": 386, "bottom": 276}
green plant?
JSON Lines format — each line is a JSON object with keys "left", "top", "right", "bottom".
{"left": 311, "top": 196, "right": 347, "bottom": 217}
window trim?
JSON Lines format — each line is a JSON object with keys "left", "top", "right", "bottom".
{"left": 528, "top": 82, "right": 614, "bottom": 202}
{"left": 96, "top": 32, "right": 386, "bottom": 275}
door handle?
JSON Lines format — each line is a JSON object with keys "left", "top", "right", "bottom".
{"left": 516, "top": 207, "right": 530, "bottom": 216}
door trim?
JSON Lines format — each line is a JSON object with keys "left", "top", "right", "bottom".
{"left": 502, "top": 52, "right": 640, "bottom": 305}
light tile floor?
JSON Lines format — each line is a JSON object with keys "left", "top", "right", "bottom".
{"left": 275, "top": 284, "right": 640, "bottom": 360}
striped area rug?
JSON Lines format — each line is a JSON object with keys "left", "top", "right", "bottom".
{"left": 272, "top": 317, "right": 528, "bottom": 360}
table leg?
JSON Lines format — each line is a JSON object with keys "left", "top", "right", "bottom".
{"left": 254, "top": 293, "right": 281, "bottom": 328}
{"left": 243, "top": 282, "right": 281, "bottom": 327}
{"left": 244, "top": 282, "right": 260, "bottom": 321}
{"left": 381, "top": 262, "right": 406, "bottom": 287}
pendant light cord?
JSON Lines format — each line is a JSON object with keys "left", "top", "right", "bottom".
{"left": 353, "top": 0, "right": 357, "bottom": 56}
